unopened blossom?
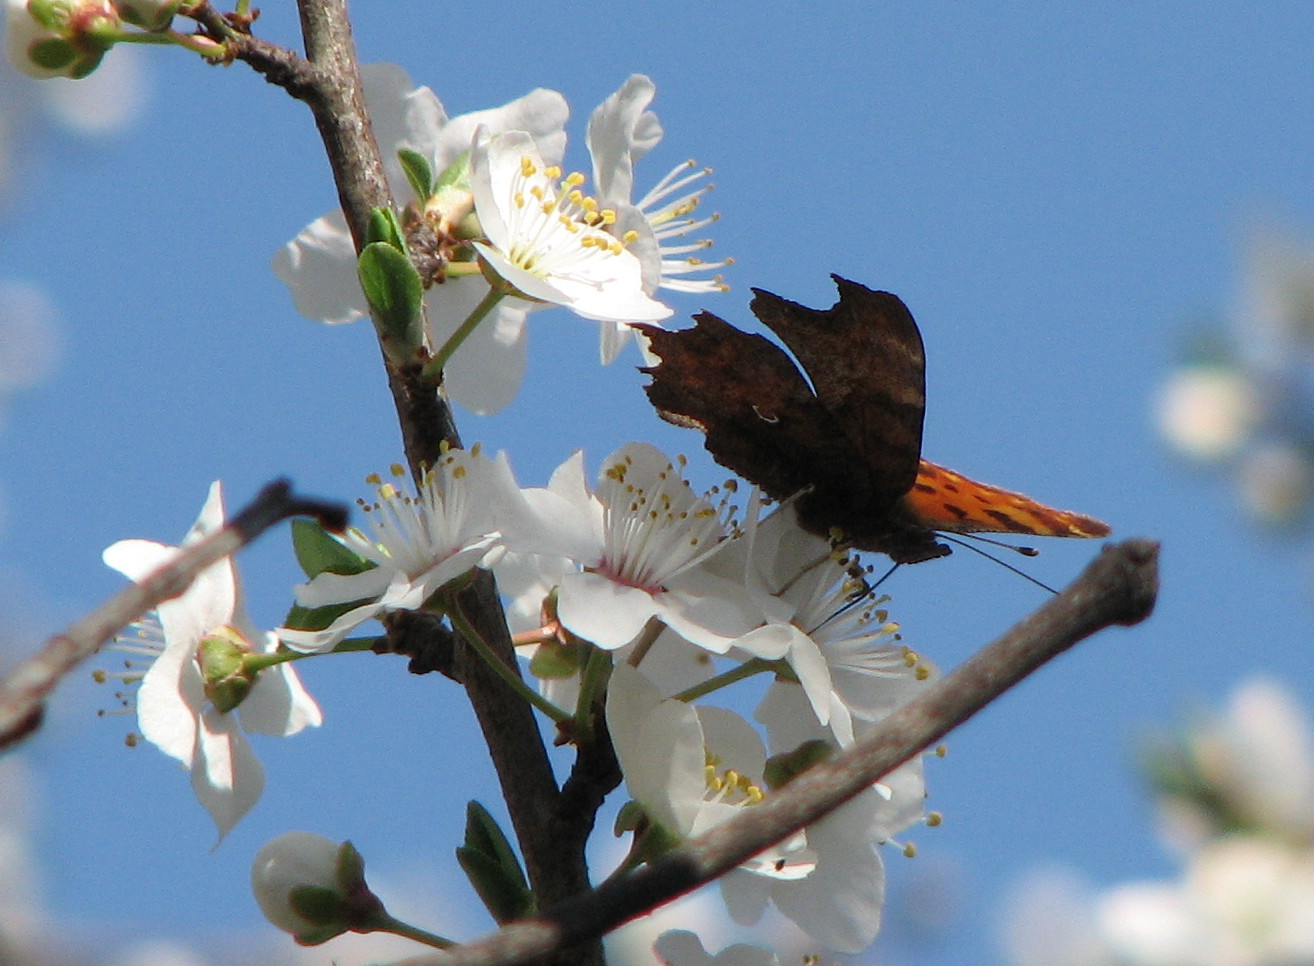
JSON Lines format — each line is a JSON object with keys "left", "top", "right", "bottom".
{"left": 586, "top": 74, "right": 729, "bottom": 363}
{"left": 278, "top": 447, "right": 516, "bottom": 653}
{"left": 501, "top": 442, "right": 762, "bottom": 652}
{"left": 103, "top": 481, "right": 322, "bottom": 840}
{"left": 251, "top": 832, "right": 347, "bottom": 939}
{"left": 6, "top": 0, "right": 119, "bottom": 78}
{"left": 470, "top": 130, "right": 673, "bottom": 326}
{"left": 274, "top": 63, "right": 567, "bottom": 414}
{"left": 607, "top": 665, "right": 922, "bottom": 952}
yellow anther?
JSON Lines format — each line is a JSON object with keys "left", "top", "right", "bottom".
{"left": 378, "top": 483, "right": 398, "bottom": 501}
{"left": 926, "top": 811, "right": 942, "bottom": 827}
{"left": 520, "top": 156, "right": 537, "bottom": 177}
{"left": 365, "top": 472, "right": 383, "bottom": 486}
{"left": 564, "top": 171, "right": 584, "bottom": 187}
{"left": 621, "top": 228, "right": 639, "bottom": 244}
{"left": 903, "top": 842, "right": 917, "bottom": 858}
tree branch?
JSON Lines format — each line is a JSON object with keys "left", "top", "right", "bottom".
{"left": 0, "top": 480, "right": 347, "bottom": 751}
{"left": 390, "top": 538, "right": 1160, "bottom": 966}
{"left": 254, "top": 9, "right": 603, "bottom": 957}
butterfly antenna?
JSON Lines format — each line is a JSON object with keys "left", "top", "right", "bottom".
{"left": 937, "top": 534, "right": 1059, "bottom": 594}
{"left": 810, "top": 559, "right": 901, "bottom": 633}
{"left": 955, "top": 532, "right": 1041, "bottom": 557}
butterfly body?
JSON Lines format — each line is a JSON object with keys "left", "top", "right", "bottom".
{"left": 636, "top": 275, "right": 1110, "bottom": 564}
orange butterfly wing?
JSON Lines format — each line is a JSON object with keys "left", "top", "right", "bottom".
{"left": 905, "top": 459, "right": 1111, "bottom": 538}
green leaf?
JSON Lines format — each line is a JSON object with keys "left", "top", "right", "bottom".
{"left": 457, "top": 802, "right": 531, "bottom": 922}
{"left": 365, "top": 206, "right": 407, "bottom": 251}
{"left": 464, "top": 802, "right": 526, "bottom": 888}
{"left": 357, "top": 241, "right": 424, "bottom": 347}
{"left": 455, "top": 847, "right": 533, "bottom": 924}
{"left": 290, "top": 519, "right": 374, "bottom": 579}
{"left": 433, "top": 151, "right": 472, "bottom": 193}
{"left": 397, "top": 149, "right": 435, "bottom": 203}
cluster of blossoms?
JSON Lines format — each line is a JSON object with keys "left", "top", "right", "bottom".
{"left": 88, "top": 64, "right": 928, "bottom": 964}
{"left": 106, "top": 441, "right": 938, "bottom": 956}
{"left": 1157, "top": 225, "right": 1314, "bottom": 528}
{"left": 274, "top": 65, "right": 728, "bottom": 415}
{"left": 1004, "top": 677, "right": 1314, "bottom": 966}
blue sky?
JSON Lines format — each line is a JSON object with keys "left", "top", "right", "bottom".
{"left": 3, "top": 3, "right": 1314, "bottom": 964}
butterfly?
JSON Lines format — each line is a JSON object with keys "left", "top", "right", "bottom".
{"left": 634, "top": 275, "right": 1110, "bottom": 565}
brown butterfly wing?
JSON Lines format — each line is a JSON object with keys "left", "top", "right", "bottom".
{"left": 748, "top": 276, "right": 926, "bottom": 509}
{"left": 636, "top": 311, "right": 860, "bottom": 508}
{"left": 748, "top": 277, "right": 949, "bottom": 561}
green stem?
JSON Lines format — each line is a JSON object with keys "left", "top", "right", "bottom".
{"left": 444, "top": 597, "right": 572, "bottom": 724}
{"left": 245, "top": 636, "right": 381, "bottom": 673}
{"left": 371, "top": 912, "right": 455, "bottom": 949}
{"left": 421, "top": 282, "right": 509, "bottom": 382}
{"left": 669, "top": 657, "right": 781, "bottom": 704}
{"left": 572, "top": 646, "right": 612, "bottom": 741}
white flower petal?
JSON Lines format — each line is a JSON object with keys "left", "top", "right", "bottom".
{"left": 192, "top": 708, "right": 265, "bottom": 843}
{"left": 606, "top": 665, "right": 708, "bottom": 835}
{"left": 587, "top": 74, "right": 661, "bottom": 203}
{"left": 136, "top": 636, "right": 202, "bottom": 765}
{"left": 557, "top": 571, "right": 657, "bottom": 649}
{"left": 238, "top": 636, "right": 323, "bottom": 737}
{"left": 271, "top": 210, "right": 366, "bottom": 325}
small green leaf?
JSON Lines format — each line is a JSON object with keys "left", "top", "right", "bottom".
{"left": 290, "top": 519, "right": 374, "bottom": 579}
{"left": 365, "top": 206, "right": 407, "bottom": 251}
{"left": 458, "top": 802, "right": 531, "bottom": 922}
{"left": 464, "top": 802, "right": 527, "bottom": 891}
{"left": 358, "top": 241, "right": 424, "bottom": 348}
{"left": 397, "top": 149, "right": 435, "bottom": 203}
{"left": 434, "top": 151, "right": 472, "bottom": 193}
{"left": 455, "top": 847, "right": 533, "bottom": 924}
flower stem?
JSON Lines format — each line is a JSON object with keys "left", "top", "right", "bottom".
{"left": 422, "top": 281, "right": 509, "bottom": 382}
{"left": 572, "top": 646, "right": 612, "bottom": 741}
{"left": 245, "top": 636, "right": 381, "bottom": 673}
{"left": 444, "top": 596, "right": 572, "bottom": 724}
{"left": 372, "top": 912, "right": 455, "bottom": 949}
{"left": 669, "top": 658, "right": 779, "bottom": 704}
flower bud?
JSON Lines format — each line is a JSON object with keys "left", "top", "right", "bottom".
{"left": 251, "top": 833, "right": 383, "bottom": 945}
{"left": 6, "top": 0, "right": 120, "bottom": 78}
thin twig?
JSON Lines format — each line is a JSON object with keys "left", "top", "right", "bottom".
{"left": 390, "top": 538, "right": 1160, "bottom": 966}
{"left": 0, "top": 480, "right": 347, "bottom": 751}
